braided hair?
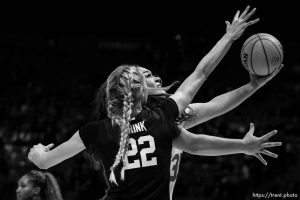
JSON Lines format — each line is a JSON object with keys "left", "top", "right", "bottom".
{"left": 106, "top": 64, "right": 146, "bottom": 184}
{"left": 86, "top": 66, "right": 195, "bottom": 176}
{"left": 25, "top": 170, "right": 63, "bottom": 200}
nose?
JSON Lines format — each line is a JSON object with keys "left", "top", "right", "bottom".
{"left": 16, "top": 186, "right": 21, "bottom": 193}
{"left": 154, "top": 76, "right": 162, "bottom": 85}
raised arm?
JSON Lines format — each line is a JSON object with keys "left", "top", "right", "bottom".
{"left": 173, "top": 123, "right": 282, "bottom": 165}
{"left": 28, "top": 131, "right": 86, "bottom": 169}
{"left": 170, "top": 6, "right": 259, "bottom": 114}
{"left": 182, "top": 65, "right": 284, "bottom": 129}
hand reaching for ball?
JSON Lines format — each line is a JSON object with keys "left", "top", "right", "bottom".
{"left": 250, "top": 64, "right": 284, "bottom": 88}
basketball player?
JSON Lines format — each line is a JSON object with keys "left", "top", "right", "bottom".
{"left": 16, "top": 170, "right": 63, "bottom": 200}
{"left": 28, "top": 65, "right": 281, "bottom": 200}
{"left": 86, "top": 8, "right": 266, "bottom": 198}
{"left": 27, "top": 6, "right": 282, "bottom": 200}
{"left": 89, "top": 57, "right": 282, "bottom": 198}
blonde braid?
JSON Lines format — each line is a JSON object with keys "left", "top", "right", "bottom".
{"left": 106, "top": 65, "right": 137, "bottom": 185}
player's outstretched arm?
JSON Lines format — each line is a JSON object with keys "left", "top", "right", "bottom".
{"left": 170, "top": 5, "right": 259, "bottom": 114}
{"left": 28, "top": 131, "right": 86, "bottom": 169}
{"left": 182, "top": 64, "right": 284, "bottom": 129}
{"left": 173, "top": 123, "right": 281, "bottom": 165}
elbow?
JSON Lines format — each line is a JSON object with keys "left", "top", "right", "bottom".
{"left": 194, "top": 68, "right": 207, "bottom": 80}
{"left": 38, "top": 162, "right": 49, "bottom": 170}
{"left": 185, "top": 136, "right": 213, "bottom": 156}
{"left": 184, "top": 141, "right": 204, "bottom": 155}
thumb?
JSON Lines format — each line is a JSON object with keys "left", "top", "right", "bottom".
{"left": 277, "top": 63, "right": 285, "bottom": 72}
{"left": 270, "top": 64, "right": 284, "bottom": 77}
{"left": 45, "top": 143, "right": 54, "bottom": 151}
{"left": 248, "top": 123, "right": 255, "bottom": 135}
{"left": 225, "top": 21, "right": 230, "bottom": 27}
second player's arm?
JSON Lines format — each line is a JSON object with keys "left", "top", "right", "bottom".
{"left": 173, "top": 124, "right": 281, "bottom": 164}
{"left": 170, "top": 6, "right": 258, "bottom": 114}
{"left": 181, "top": 63, "right": 284, "bottom": 130}
{"left": 173, "top": 127, "right": 246, "bottom": 156}
{"left": 182, "top": 81, "right": 259, "bottom": 129}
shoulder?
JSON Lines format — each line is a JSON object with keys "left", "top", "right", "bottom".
{"left": 83, "top": 118, "right": 110, "bottom": 127}
{"left": 154, "top": 97, "right": 179, "bottom": 122}
{"left": 79, "top": 119, "right": 111, "bottom": 135}
{"left": 79, "top": 119, "right": 114, "bottom": 147}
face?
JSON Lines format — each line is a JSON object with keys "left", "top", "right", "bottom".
{"left": 16, "top": 175, "right": 37, "bottom": 200}
{"left": 138, "top": 67, "right": 163, "bottom": 90}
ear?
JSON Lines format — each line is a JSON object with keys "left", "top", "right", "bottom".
{"left": 33, "top": 187, "right": 41, "bottom": 195}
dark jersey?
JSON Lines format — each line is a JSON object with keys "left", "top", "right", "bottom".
{"left": 79, "top": 98, "right": 180, "bottom": 200}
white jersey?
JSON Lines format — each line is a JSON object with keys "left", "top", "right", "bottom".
{"left": 169, "top": 147, "right": 183, "bottom": 200}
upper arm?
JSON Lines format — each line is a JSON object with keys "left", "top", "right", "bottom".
{"left": 172, "top": 127, "right": 199, "bottom": 154}
{"left": 42, "top": 131, "right": 86, "bottom": 169}
{"left": 170, "top": 72, "right": 206, "bottom": 114}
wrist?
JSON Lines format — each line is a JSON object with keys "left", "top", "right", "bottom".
{"left": 249, "top": 79, "right": 261, "bottom": 89}
{"left": 224, "top": 32, "right": 236, "bottom": 42}
{"left": 240, "top": 139, "right": 252, "bottom": 155}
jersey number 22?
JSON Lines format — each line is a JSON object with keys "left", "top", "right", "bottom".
{"left": 125, "top": 135, "right": 157, "bottom": 170}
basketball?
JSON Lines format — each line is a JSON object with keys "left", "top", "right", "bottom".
{"left": 240, "top": 33, "right": 284, "bottom": 76}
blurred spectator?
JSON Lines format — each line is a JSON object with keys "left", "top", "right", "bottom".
{"left": 16, "top": 170, "right": 63, "bottom": 200}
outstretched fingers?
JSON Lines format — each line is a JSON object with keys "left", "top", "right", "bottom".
{"left": 234, "top": 10, "right": 240, "bottom": 21}
{"left": 245, "top": 18, "right": 260, "bottom": 27}
{"left": 243, "top": 7, "right": 257, "bottom": 21}
{"left": 254, "top": 153, "right": 267, "bottom": 165}
{"left": 259, "top": 149, "right": 278, "bottom": 158}
{"left": 260, "top": 130, "right": 278, "bottom": 141}
{"left": 239, "top": 5, "right": 250, "bottom": 19}
{"left": 260, "top": 142, "right": 282, "bottom": 148}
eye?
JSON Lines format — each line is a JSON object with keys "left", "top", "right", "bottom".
{"left": 144, "top": 73, "right": 151, "bottom": 78}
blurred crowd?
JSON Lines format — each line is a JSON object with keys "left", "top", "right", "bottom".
{"left": 0, "top": 36, "right": 299, "bottom": 200}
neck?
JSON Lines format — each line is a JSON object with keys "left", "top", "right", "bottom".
{"left": 32, "top": 196, "right": 42, "bottom": 200}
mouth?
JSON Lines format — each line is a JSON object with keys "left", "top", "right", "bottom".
{"left": 16, "top": 194, "right": 22, "bottom": 200}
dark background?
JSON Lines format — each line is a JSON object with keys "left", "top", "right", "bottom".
{"left": 1, "top": 1, "right": 299, "bottom": 199}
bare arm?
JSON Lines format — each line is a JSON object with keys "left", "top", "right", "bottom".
{"left": 170, "top": 6, "right": 259, "bottom": 114}
{"left": 173, "top": 128, "right": 245, "bottom": 156}
{"left": 183, "top": 82, "right": 258, "bottom": 129}
{"left": 173, "top": 124, "right": 281, "bottom": 165}
{"left": 182, "top": 65, "right": 284, "bottom": 129}
{"left": 28, "top": 131, "right": 86, "bottom": 169}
